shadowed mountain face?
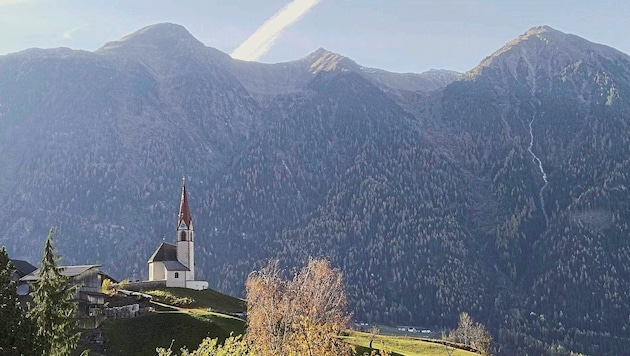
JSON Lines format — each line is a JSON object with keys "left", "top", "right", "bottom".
{"left": 1, "top": 23, "right": 629, "bottom": 355}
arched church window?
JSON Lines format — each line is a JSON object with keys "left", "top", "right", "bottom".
{"left": 180, "top": 231, "right": 186, "bottom": 241}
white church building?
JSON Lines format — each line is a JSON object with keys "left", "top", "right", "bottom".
{"left": 147, "top": 178, "right": 209, "bottom": 290}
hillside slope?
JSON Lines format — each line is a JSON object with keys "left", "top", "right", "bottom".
{"left": 1, "top": 24, "right": 630, "bottom": 355}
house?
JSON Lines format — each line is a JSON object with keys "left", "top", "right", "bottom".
{"left": 10, "top": 259, "right": 37, "bottom": 305}
{"left": 10, "top": 259, "right": 37, "bottom": 281}
{"left": 147, "top": 178, "right": 209, "bottom": 290}
{"left": 21, "top": 264, "right": 110, "bottom": 317}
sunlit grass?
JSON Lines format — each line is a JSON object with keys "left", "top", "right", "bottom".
{"left": 342, "top": 330, "right": 479, "bottom": 356}
{"left": 142, "top": 286, "right": 246, "bottom": 313}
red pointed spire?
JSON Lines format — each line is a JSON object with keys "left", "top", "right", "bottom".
{"left": 178, "top": 177, "right": 192, "bottom": 229}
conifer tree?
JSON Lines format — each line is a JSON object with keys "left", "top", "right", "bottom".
{"left": 0, "top": 247, "right": 40, "bottom": 355}
{"left": 28, "top": 229, "right": 80, "bottom": 356}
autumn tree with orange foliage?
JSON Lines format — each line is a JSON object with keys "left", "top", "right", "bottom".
{"left": 245, "top": 258, "right": 352, "bottom": 356}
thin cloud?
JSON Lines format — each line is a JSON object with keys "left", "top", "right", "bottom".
{"left": 63, "top": 26, "right": 81, "bottom": 39}
{"left": 231, "top": 0, "right": 321, "bottom": 61}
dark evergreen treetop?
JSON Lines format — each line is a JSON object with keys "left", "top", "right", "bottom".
{"left": 27, "top": 230, "right": 80, "bottom": 356}
{"left": 0, "top": 247, "right": 40, "bottom": 355}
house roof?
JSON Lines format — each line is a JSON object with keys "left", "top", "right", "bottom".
{"left": 20, "top": 264, "right": 101, "bottom": 281}
{"left": 60, "top": 265, "right": 102, "bottom": 277}
{"left": 98, "top": 270, "right": 118, "bottom": 284}
{"left": 163, "top": 260, "right": 190, "bottom": 271}
{"left": 147, "top": 242, "right": 177, "bottom": 263}
{"left": 10, "top": 259, "right": 37, "bottom": 278}
{"left": 80, "top": 290, "right": 108, "bottom": 297}
{"left": 178, "top": 178, "right": 192, "bottom": 229}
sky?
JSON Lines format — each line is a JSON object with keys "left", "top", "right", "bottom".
{"left": 1, "top": 0, "right": 629, "bottom": 73}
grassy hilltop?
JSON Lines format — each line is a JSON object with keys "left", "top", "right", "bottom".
{"left": 78, "top": 287, "right": 246, "bottom": 356}
{"left": 79, "top": 286, "right": 481, "bottom": 355}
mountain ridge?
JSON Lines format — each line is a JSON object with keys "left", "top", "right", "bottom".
{"left": 1, "top": 24, "right": 630, "bottom": 355}
{"left": 466, "top": 25, "right": 630, "bottom": 97}
{"left": 98, "top": 23, "right": 206, "bottom": 53}
{"left": 227, "top": 46, "right": 461, "bottom": 100}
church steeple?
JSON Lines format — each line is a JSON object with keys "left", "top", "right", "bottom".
{"left": 178, "top": 177, "right": 192, "bottom": 230}
{"left": 176, "top": 176, "right": 195, "bottom": 279}
{"left": 147, "top": 177, "right": 208, "bottom": 290}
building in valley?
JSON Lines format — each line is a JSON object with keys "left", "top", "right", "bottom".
{"left": 147, "top": 178, "right": 208, "bottom": 290}
{"left": 20, "top": 264, "right": 112, "bottom": 316}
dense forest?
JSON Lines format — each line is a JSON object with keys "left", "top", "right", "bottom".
{"left": 1, "top": 24, "right": 629, "bottom": 355}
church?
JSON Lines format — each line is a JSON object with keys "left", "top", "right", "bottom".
{"left": 147, "top": 178, "right": 209, "bottom": 290}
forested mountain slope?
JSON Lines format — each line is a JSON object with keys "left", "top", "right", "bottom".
{"left": 1, "top": 23, "right": 629, "bottom": 355}
{"left": 438, "top": 25, "right": 630, "bottom": 354}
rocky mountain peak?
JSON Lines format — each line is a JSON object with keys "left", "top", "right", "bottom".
{"left": 466, "top": 25, "right": 630, "bottom": 97}
{"left": 300, "top": 47, "right": 360, "bottom": 74}
{"left": 97, "top": 23, "right": 206, "bottom": 54}
{"left": 522, "top": 24, "right": 559, "bottom": 36}
{"left": 305, "top": 47, "right": 332, "bottom": 59}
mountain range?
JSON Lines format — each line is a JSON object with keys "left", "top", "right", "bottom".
{"left": 1, "top": 23, "right": 629, "bottom": 355}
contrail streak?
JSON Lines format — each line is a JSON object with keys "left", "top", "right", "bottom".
{"left": 231, "top": 0, "right": 321, "bottom": 61}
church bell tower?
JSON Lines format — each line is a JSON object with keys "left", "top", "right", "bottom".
{"left": 177, "top": 177, "right": 195, "bottom": 281}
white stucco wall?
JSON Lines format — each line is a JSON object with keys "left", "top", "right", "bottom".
{"left": 165, "top": 270, "right": 186, "bottom": 288}
{"left": 148, "top": 262, "right": 166, "bottom": 281}
{"left": 186, "top": 280, "right": 209, "bottom": 290}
